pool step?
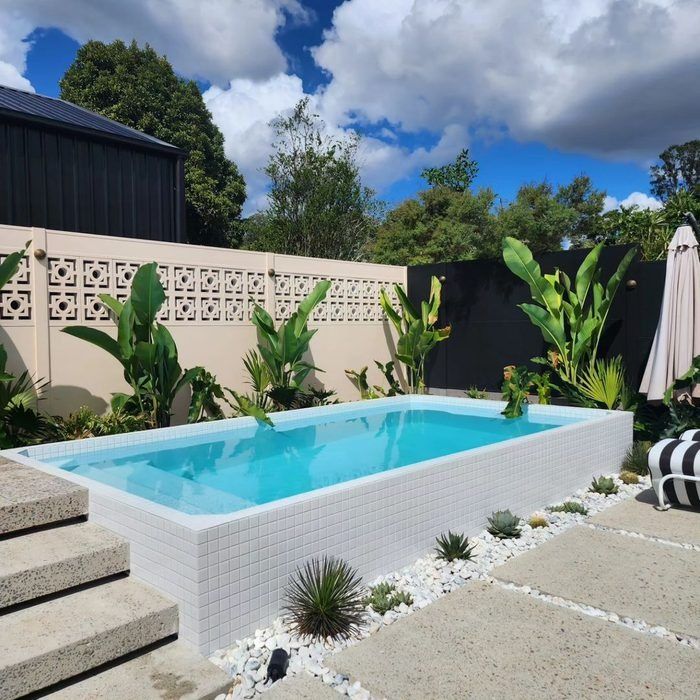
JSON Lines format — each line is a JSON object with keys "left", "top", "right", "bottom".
{"left": 0, "top": 458, "right": 88, "bottom": 535}
{"left": 0, "top": 521, "right": 129, "bottom": 608}
{"left": 43, "top": 641, "right": 232, "bottom": 700}
{"left": 0, "top": 577, "right": 179, "bottom": 698}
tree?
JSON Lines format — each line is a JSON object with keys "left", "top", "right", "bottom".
{"left": 371, "top": 186, "right": 498, "bottom": 265}
{"left": 243, "top": 98, "right": 381, "bottom": 260}
{"left": 60, "top": 40, "right": 245, "bottom": 247}
{"left": 493, "top": 181, "right": 575, "bottom": 253}
{"left": 650, "top": 140, "right": 700, "bottom": 201}
{"left": 555, "top": 175, "right": 606, "bottom": 248}
{"left": 421, "top": 148, "right": 478, "bottom": 192}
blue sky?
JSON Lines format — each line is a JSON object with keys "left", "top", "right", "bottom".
{"left": 5, "top": 1, "right": 694, "bottom": 213}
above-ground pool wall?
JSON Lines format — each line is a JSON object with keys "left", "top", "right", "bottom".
{"left": 41, "top": 399, "right": 632, "bottom": 654}
{"left": 0, "top": 224, "right": 405, "bottom": 417}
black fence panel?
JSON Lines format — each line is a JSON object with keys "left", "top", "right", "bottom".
{"left": 407, "top": 246, "right": 665, "bottom": 392}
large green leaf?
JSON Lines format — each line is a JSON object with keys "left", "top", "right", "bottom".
{"left": 0, "top": 248, "right": 26, "bottom": 290}
{"left": 130, "top": 262, "right": 165, "bottom": 325}
{"left": 379, "top": 288, "right": 403, "bottom": 333}
{"left": 97, "top": 293, "right": 124, "bottom": 319}
{"left": 518, "top": 303, "right": 566, "bottom": 353}
{"left": 293, "top": 280, "right": 330, "bottom": 335}
{"left": 62, "top": 327, "right": 122, "bottom": 363}
{"left": 117, "top": 299, "right": 135, "bottom": 360}
{"left": 502, "top": 237, "right": 562, "bottom": 314}
{"left": 574, "top": 244, "right": 602, "bottom": 305}
{"left": 394, "top": 284, "right": 419, "bottom": 321}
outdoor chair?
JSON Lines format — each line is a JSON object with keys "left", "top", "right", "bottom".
{"left": 647, "top": 436, "right": 700, "bottom": 510}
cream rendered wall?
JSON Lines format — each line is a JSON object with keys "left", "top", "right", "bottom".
{"left": 0, "top": 225, "right": 405, "bottom": 419}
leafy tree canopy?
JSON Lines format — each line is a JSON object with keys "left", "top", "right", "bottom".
{"left": 650, "top": 140, "right": 700, "bottom": 201}
{"left": 60, "top": 40, "right": 246, "bottom": 247}
{"left": 241, "top": 98, "right": 382, "bottom": 261}
{"left": 421, "top": 148, "right": 478, "bottom": 192}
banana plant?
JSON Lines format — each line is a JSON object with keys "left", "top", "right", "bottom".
{"left": 379, "top": 276, "right": 451, "bottom": 394}
{"left": 502, "top": 237, "right": 636, "bottom": 386}
{"left": 251, "top": 280, "right": 331, "bottom": 395}
{"left": 63, "top": 263, "right": 202, "bottom": 428}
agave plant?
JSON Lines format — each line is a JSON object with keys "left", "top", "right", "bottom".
{"left": 364, "top": 582, "right": 413, "bottom": 614}
{"left": 577, "top": 356, "right": 627, "bottom": 410}
{"left": 548, "top": 501, "right": 588, "bottom": 516}
{"left": 435, "top": 531, "right": 476, "bottom": 562}
{"left": 502, "top": 237, "right": 636, "bottom": 387}
{"left": 379, "top": 276, "right": 451, "bottom": 394}
{"left": 590, "top": 475, "right": 619, "bottom": 496}
{"left": 285, "top": 556, "right": 365, "bottom": 640}
{"left": 487, "top": 510, "right": 522, "bottom": 539}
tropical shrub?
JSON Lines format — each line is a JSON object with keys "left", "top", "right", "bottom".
{"left": 435, "top": 531, "right": 476, "bottom": 562}
{"left": 548, "top": 501, "right": 588, "bottom": 515}
{"left": 62, "top": 263, "right": 203, "bottom": 428}
{"left": 187, "top": 368, "right": 226, "bottom": 423}
{"left": 252, "top": 280, "right": 331, "bottom": 410}
{"left": 502, "top": 237, "right": 636, "bottom": 387}
{"left": 285, "top": 556, "right": 365, "bottom": 640}
{"left": 363, "top": 582, "right": 413, "bottom": 614}
{"left": 379, "top": 276, "right": 451, "bottom": 394}
{"left": 501, "top": 365, "right": 535, "bottom": 418}
{"left": 621, "top": 441, "right": 652, "bottom": 476}
{"left": 346, "top": 360, "right": 404, "bottom": 400}
{"left": 51, "top": 405, "right": 148, "bottom": 440}
{"left": 487, "top": 510, "right": 522, "bottom": 539}
{"left": 590, "top": 476, "right": 619, "bottom": 496}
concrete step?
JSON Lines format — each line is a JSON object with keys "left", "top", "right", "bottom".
{"left": 0, "top": 521, "right": 129, "bottom": 608}
{"left": 0, "top": 459, "right": 87, "bottom": 535}
{"left": 44, "top": 641, "right": 232, "bottom": 700}
{"left": 0, "top": 577, "right": 178, "bottom": 699}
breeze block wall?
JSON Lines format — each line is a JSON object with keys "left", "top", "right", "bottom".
{"left": 0, "top": 224, "right": 405, "bottom": 417}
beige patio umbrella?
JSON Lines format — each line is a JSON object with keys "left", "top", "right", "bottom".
{"left": 640, "top": 224, "right": 700, "bottom": 400}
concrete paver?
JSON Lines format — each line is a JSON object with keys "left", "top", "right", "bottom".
{"left": 331, "top": 581, "right": 700, "bottom": 699}
{"left": 591, "top": 489, "right": 700, "bottom": 547}
{"left": 492, "top": 526, "right": 700, "bottom": 639}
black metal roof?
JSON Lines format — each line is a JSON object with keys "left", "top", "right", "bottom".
{"left": 0, "top": 84, "right": 183, "bottom": 154}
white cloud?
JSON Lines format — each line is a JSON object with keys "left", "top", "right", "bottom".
{"left": 0, "top": 9, "right": 34, "bottom": 91}
{"left": 603, "top": 192, "right": 663, "bottom": 212}
{"left": 313, "top": 0, "right": 700, "bottom": 160}
{"left": 0, "top": 1, "right": 306, "bottom": 87}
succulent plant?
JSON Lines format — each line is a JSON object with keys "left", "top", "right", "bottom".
{"left": 548, "top": 501, "right": 588, "bottom": 516}
{"left": 364, "top": 582, "right": 413, "bottom": 614}
{"left": 619, "top": 471, "right": 639, "bottom": 485}
{"left": 285, "top": 556, "right": 365, "bottom": 640}
{"left": 621, "top": 441, "right": 652, "bottom": 476}
{"left": 590, "top": 476, "right": 619, "bottom": 496}
{"left": 487, "top": 510, "right": 522, "bottom": 539}
{"left": 528, "top": 515, "right": 548, "bottom": 529}
{"left": 435, "top": 531, "right": 477, "bottom": 562}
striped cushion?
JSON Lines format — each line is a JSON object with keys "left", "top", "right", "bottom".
{"left": 679, "top": 429, "right": 700, "bottom": 441}
{"left": 648, "top": 439, "right": 700, "bottom": 507}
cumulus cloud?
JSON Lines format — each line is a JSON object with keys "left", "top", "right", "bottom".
{"left": 0, "top": 10, "right": 34, "bottom": 91}
{"left": 0, "top": 0, "right": 306, "bottom": 86}
{"left": 603, "top": 192, "right": 663, "bottom": 212}
{"left": 314, "top": 0, "right": 700, "bottom": 160}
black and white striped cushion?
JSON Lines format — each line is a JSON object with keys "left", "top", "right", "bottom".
{"left": 679, "top": 429, "right": 700, "bottom": 441}
{"left": 648, "top": 439, "right": 700, "bottom": 507}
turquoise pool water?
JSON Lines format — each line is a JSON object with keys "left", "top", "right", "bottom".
{"left": 50, "top": 404, "right": 580, "bottom": 515}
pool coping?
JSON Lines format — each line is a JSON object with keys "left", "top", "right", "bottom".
{"left": 3, "top": 395, "right": 614, "bottom": 531}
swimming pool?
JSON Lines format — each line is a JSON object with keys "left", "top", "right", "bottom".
{"left": 48, "top": 402, "right": 580, "bottom": 515}
{"left": 8, "top": 395, "right": 631, "bottom": 652}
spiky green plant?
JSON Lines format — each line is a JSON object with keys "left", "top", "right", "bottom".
{"left": 548, "top": 501, "right": 588, "bottom": 516}
{"left": 528, "top": 515, "right": 548, "bottom": 529}
{"left": 621, "top": 441, "right": 652, "bottom": 476}
{"left": 465, "top": 386, "right": 487, "bottom": 400}
{"left": 590, "top": 476, "right": 619, "bottom": 496}
{"left": 435, "top": 531, "right": 476, "bottom": 562}
{"left": 577, "top": 356, "right": 627, "bottom": 410}
{"left": 619, "top": 471, "right": 639, "bottom": 485}
{"left": 285, "top": 556, "right": 364, "bottom": 640}
{"left": 487, "top": 510, "right": 522, "bottom": 539}
{"left": 364, "top": 582, "right": 413, "bottom": 614}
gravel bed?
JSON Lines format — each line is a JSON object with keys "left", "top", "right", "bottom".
{"left": 211, "top": 474, "right": 651, "bottom": 699}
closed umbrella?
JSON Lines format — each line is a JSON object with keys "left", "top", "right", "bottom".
{"left": 640, "top": 224, "right": 700, "bottom": 400}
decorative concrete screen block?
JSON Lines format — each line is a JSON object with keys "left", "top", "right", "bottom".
{"left": 0, "top": 251, "right": 32, "bottom": 322}
{"left": 10, "top": 396, "right": 632, "bottom": 655}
